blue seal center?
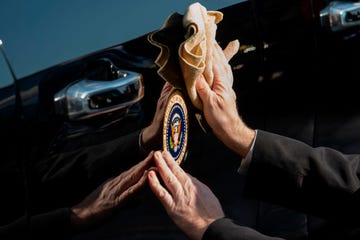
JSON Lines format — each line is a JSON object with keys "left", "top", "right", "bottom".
{"left": 165, "top": 103, "right": 187, "bottom": 160}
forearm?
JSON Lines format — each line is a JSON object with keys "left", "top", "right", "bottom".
{"left": 226, "top": 121, "right": 256, "bottom": 158}
{"left": 203, "top": 218, "right": 285, "bottom": 240}
{"left": 245, "top": 130, "right": 360, "bottom": 220}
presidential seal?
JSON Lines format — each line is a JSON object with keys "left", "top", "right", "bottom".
{"left": 163, "top": 90, "right": 188, "bottom": 165}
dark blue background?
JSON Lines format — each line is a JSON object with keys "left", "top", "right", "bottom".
{"left": 0, "top": 0, "right": 242, "bottom": 88}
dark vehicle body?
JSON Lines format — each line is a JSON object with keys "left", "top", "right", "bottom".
{"left": 1, "top": 0, "right": 360, "bottom": 239}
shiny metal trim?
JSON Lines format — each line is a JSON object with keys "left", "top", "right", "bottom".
{"left": 320, "top": 1, "right": 360, "bottom": 32}
{"left": 54, "top": 70, "right": 144, "bottom": 121}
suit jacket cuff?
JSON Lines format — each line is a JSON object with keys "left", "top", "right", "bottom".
{"left": 203, "top": 217, "right": 284, "bottom": 240}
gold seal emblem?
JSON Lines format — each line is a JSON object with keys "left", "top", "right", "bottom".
{"left": 163, "top": 90, "right": 188, "bottom": 165}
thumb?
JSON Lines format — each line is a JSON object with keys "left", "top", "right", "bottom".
{"left": 196, "top": 75, "right": 212, "bottom": 102}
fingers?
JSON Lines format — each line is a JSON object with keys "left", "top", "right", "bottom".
{"left": 222, "top": 40, "right": 239, "bottom": 62}
{"left": 161, "top": 151, "right": 188, "bottom": 182}
{"left": 162, "top": 81, "right": 174, "bottom": 93}
{"left": 159, "top": 82, "right": 174, "bottom": 104}
{"left": 214, "top": 43, "right": 230, "bottom": 67}
{"left": 125, "top": 151, "right": 154, "bottom": 179}
{"left": 213, "top": 43, "right": 234, "bottom": 88}
{"left": 113, "top": 151, "right": 156, "bottom": 204}
{"left": 214, "top": 43, "right": 232, "bottom": 73}
{"left": 153, "top": 82, "right": 174, "bottom": 125}
{"left": 195, "top": 74, "right": 212, "bottom": 103}
{"left": 159, "top": 82, "right": 173, "bottom": 102}
{"left": 196, "top": 40, "right": 236, "bottom": 104}
{"left": 147, "top": 151, "right": 188, "bottom": 214}
{"left": 148, "top": 169, "right": 174, "bottom": 209}
{"left": 114, "top": 151, "right": 154, "bottom": 195}
{"left": 152, "top": 151, "right": 183, "bottom": 197}
{"left": 117, "top": 169, "right": 149, "bottom": 204}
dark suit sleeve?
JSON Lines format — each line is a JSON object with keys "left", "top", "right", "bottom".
{"left": 203, "top": 218, "right": 284, "bottom": 240}
{"left": 245, "top": 130, "right": 360, "bottom": 221}
{"left": 0, "top": 208, "right": 72, "bottom": 240}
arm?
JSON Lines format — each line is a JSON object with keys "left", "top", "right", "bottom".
{"left": 147, "top": 36, "right": 280, "bottom": 240}
{"left": 195, "top": 43, "right": 256, "bottom": 158}
{"left": 148, "top": 151, "right": 285, "bottom": 240}
{"left": 148, "top": 151, "right": 225, "bottom": 240}
{"left": 245, "top": 130, "right": 360, "bottom": 221}
{"left": 1, "top": 153, "right": 152, "bottom": 239}
{"left": 70, "top": 152, "right": 153, "bottom": 229}
{"left": 197, "top": 53, "right": 360, "bottom": 226}
{"left": 140, "top": 82, "right": 174, "bottom": 152}
{"left": 203, "top": 218, "right": 284, "bottom": 240}
{"left": 36, "top": 82, "right": 173, "bottom": 184}
{"left": 194, "top": 35, "right": 360, "bottom": 236}
{"left": 30, "top": 82, "right": 172, "bottom": 213}
{"left": 194, "top": 32, "right": 360, "bottom": 221}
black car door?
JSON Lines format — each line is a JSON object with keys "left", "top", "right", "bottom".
{"left": 1, "top": 0, "right": 359, "bottom": 239}
{"left": 241, "top": 0, "right": 360, "bottom": 239}
{"left": 0, "top": 44, "right": 27, "bottom": 226}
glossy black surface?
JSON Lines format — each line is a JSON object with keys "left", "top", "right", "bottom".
{"left": 1, "top": 0, "right": 360, "bottom": 238}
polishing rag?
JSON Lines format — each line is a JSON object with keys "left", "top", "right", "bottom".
{"left": 148, "top": 2, "right": 239, "bottom": 110}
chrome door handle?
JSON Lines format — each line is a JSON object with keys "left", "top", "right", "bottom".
{"left": 320, "top": 1, "right": 360, "bottom": 32}
{"left": 54, "top": 70, "right": 144, "bottom": 121}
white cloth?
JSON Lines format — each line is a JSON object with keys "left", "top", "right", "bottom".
{"left": 148, "top": 2, "right": 240, "bottom": 110}
{"left": 238, "top": 130, "right": 258, "bottom": 175}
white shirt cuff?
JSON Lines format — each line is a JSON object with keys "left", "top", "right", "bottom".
{"left": 238, "top": 129, "right": 257, "bottom": 175}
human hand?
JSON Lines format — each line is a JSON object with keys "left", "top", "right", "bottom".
{"left": 195, "top": 43, "right": 255, "bottom": 157}
{"left": 141, "top": 82, "right": 174, "bottom": 151}
{"left": 148, "top": 151, "right": 225, "bottom": 240}
{"left": 70, "top": 152, "right": 154, "bottom": 229}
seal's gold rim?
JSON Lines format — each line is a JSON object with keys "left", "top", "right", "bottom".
{"left": 163, "top": 90, "right": 188, "bottom": 165}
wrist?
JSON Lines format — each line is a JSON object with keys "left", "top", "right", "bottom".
{"left": 70, "top": 206, "right": 91, "bottom": 230}
{"left": 140, "top": 127, "right": 162, "bottom": 152}
{"left": 235, "top": 122, "right": 256, "bottom": 157}
{"left": 139, "top": 129, "right": 149, "bottom": 154}
{"left": 191, "top": 217, "right": 222, "bottom": 240}
{"left": 70, "top": 204, "right": 99, "bottom": 231}
{"left": 224, "top": 118, "right": 256, "bottom": 158}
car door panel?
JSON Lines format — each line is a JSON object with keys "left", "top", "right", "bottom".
{"left": 1, "top": 0, "right": 360, "bottom": 238}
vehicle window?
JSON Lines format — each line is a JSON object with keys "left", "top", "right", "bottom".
{"left": 0, "top": 0, "right": 244, "bottom": 87}
{"left": 0, "top": 52, "right": 14, "bottom": 88}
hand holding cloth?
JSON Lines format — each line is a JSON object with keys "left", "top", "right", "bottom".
{"left": 148, "top": 2, "right": 239, "bottom": 110}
